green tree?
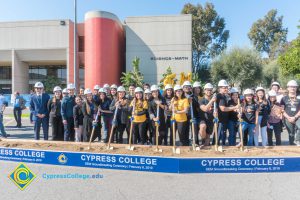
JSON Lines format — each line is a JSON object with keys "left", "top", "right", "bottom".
{"left": 211, "top": 47, "right": 263, "bottom": 90}
{"left": 248, "top": 9, "right": 288, "bottom": 59}
{"left": 278, "top": 38, "right": 300, "bottom": 80}
{"left": 181, "top": 2, "right": 229, "bottom": 81}
{"left": 43, "top": 76, "right": 62, "bottom": 93}
{"left": 120, "top": 57, "right": 144, "bottom": 88}
{"left": 262, "top": 59, "right": 280, "bottom": 87}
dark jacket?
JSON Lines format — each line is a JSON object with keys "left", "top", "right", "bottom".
{"left": 47, "top": 98, "right": 62, "bottom": 118}
{"left": 61, "top": 95, "right": 76, "bottom": 120}
{"left": 110, "top": 98, "right": 130, "bottom": 125}
{"left": 73, "top": 104, "right": 84, "bottom": 128}
{"left": 30, "top": 93, "right": 50, "bottom": 116}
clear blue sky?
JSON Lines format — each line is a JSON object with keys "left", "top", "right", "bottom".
{"left": 0, "top": 0, "right": 299, "bottom": 48}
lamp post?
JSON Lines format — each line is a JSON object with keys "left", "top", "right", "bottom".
{"left": 73, "top": 0, "right": 77, "bottom": 88}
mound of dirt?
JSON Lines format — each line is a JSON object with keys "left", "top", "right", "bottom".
{"left": 0, "top": 138, "right": 299, "bottom": 157}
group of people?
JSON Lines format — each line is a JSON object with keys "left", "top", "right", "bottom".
{"left": 3, "top": 78, "right": 300, "bottom": 147}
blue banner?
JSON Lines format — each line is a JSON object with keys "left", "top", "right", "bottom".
{"left": 0, "top": 147, "right": 299, "bottom": 173}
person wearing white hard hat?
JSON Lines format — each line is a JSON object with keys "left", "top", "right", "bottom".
{"left": 82, "top": 88, "right": 101, "bottom": 142}
{"left": 103, "top": 84, "right": 111, "bottom": 99}
{"left": 73, "top": 96, "right": 84, "bottom": 142}
{"left": 281, "top": 80, "right": 300, "bottom": 145}
{"left": 109, "top": 86, "right": 129, "bottom": 144}
{"left": 163, "top": 84, "right": 174, "bottom": 145}
{"left": 239, "top": 89, "right": 259, "bottom": 146}
{"left": 62, "top": 88, "right": 69, "bottom": 98}
{"left": 227, "top": 87, "right": 240, "bottom": 146}
{"left": 254, "top": 87, "right": 270, "bottom": 147}
{"left": 47, "top": 86, "right": 63, "bottom": 141}
{"left": 216, "top": 80, "right": 238, "bottom": 145}
{"left": 78, "top": 87, "right": 85, "bottom": 101}
{"left": 30, "top": 82, "right": 50, "bottom": 140}
{"left": 130, "top": 87, "right": 148, "bottom": 144}
{"left": 61, "top": 83, "right": 77, "bottom": 141}
{"left": 110, "top": 84, "right": 118, "bottom": 100}
{"left": 148, "top": 85, "right": 167, "bottom": 145}
{"left": 191, "top": 81, "right": 203, "bottom": 145}
{"left": 267, "top": 90, "right": 283, "bottom": 146}
{"left": 144, "top": 88, "right": 153, "bottom": 144}
{"left": 199, "top": 83, "right": 216, "bottom": 146}
{"left": 270, "top": 81, "right": 283, "bottom": 103}
{"left": 169, "top": 84, "right": 190, "bottom": 146}
{"left": 182, "top": 81, "right": 193, "bottom": 143}
{"left": 92, "top": 85, "right": 100, "bottom": 106}
{"left": 98, "top": 88, "right": 113, "bottom": 143}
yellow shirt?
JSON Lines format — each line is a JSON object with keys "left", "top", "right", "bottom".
{"left": 130, "top": 99, "right": 148, "bottom": 123}
{"left": 173, "top": 98, "right": 189, "bottom": 122}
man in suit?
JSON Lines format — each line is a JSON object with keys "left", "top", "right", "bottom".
{"left": 61, "top": 83, "right": 76, "bottom": 141}
{"left": 30, "top": 82, "right": 50, "bottom": 140}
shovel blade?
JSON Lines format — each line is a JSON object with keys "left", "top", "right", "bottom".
{"left": 126, "top": 146, "right": 135, "bottom": 151}
{"left": 195, "top": 146, "right": 200, "bottom": 151}
{"left": 217, "top": 146, "right": 223, "bottom": 152}
{"left": 107, "top": 146, "right": 114, "bottom": 150}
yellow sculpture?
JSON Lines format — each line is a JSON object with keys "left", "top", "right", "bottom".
{"left": 163, "top": 73, "right": 177, "bottom": 87}
{"left": 179, "top": 72, "right": 192, "bottom": 85}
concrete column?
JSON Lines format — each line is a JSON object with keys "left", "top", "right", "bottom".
{"left": 12, "top": 49, "right": 29, "bottom": 94}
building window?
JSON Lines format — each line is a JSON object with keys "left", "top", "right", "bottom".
{"left": 79, "top": 36, "right": 84, "bottom": 52}
{"left": 0, "top": 66, "right": 12, "bottom": 80}
{"left": 79, "top": 66, "right": 84, "bottom": 88}
{"left": 29, "top": 65, "right": 66, "bottom": 82}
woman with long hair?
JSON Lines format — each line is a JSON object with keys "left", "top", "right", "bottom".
{"left": 255, "top": 87, "right": 270, "bottom": 146}
{"left": 148, "top": 85, "right": 167, "bottom": 145}
{"left": 47, "top": 86, "right": 64, "bottom": 141}
{"left": 73, "top": 96, "right": 84, "bottom": 142}
{"left": 99, "top": 88, "right": 113, "bottom": 143}
{"left": 130, "top": 87, "right": 148, "bottom": 145}
{"left": 239, "top": 89, "right": 259, "bottom": 146}
{"left": 170, "top": 85, "right": 189, "bottom": 146}
{"left": 163, "top": 84, "right": 174, "bottom": 145}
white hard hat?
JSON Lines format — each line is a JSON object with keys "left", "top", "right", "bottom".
{"left": 268, "top": 90, "right": 277, "bottom": 97}
{"left": 134, "top": 87, "right": 143, "bottom": 93}
{"left": 174, "top": 84, "right": 182, "bottom": 91}
{"left": 218, "top": 79, "right": 229, "bottom": 87}
{"left": 103, "top": 84, "right": 110, "bottom": 88}
{"left": 62, "top": 88, "right": 68, "bottom": 94}
{"left": 117, "top": 86, "right": 126, "bottom": 92}
{"left": 255, "top": 86, "right": 265, "bottom": 93}
{"left": 193, "top": 81, "right": 201, "bottom": 88}
{"left": 84, "top": 88, "right": 92, "bottom": 95}
{"left": 204, "top": 83, "right": 214, "bottom": 90}
{"left": 230, "top": 87, "right": 239, "bottom": 94}
{"left": 150, "top": 85, "right": 159, "bottom": 92}
{"left": 99, "top": 88, "right": 106, "bottom": 93}
{"left": 144, "top": 89, "right": 151, "bottom": 94}
{"left": 271, "top": 81, "right": 280, "bottom": 87}
{"left": 53, "top": 86, "right": 62, "bottom": 93}
{"left": 182, "top": 81, "right": 192, "bottom": 87}
{"left": 243, "top": 89, "right": 254, "bottom": 95}
{"left": 93, "top": 85, "right": 100, "bottom": 90}
{"left": 34, "top": 82, "right": 44, "bottom": 88}
{"left": 287, "top": 80, "right": 298, "bottom": 87}
{"left": 67, "top": 83, "right": 75, "bottom": 90}
{"left": 110, "top": 84, "right": 118, "bottom": 89}
{"left": 164, "top": 84, "right": 173, "bottom": 90}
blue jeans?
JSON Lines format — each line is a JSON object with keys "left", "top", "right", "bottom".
{"left": 34, "top": 116, "right": 49, "bottom": 140}
{"left": 217, "top": 122, "right": 228, "bottom": 145}
{"left": 228, "top": 120, "right": 239, "bottom": 146}
{"left": 242, "top": 122, "right": 256, "bottom": 146}
{"left": 0, "top": 114, "right": 7, "bottom": 137}
{"left": 102, "top": 115, "right": 112, "bottom": 142}
{"left": 64, "top": 117, "right": 75, "bottom": 141}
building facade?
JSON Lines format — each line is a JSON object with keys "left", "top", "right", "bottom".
{"left": 0, "top": 11, "right": 191, "bottom": 94}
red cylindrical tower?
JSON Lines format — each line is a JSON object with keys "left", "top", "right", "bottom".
{"left": 84, "top": 11, "right": 124, "bottom": 89}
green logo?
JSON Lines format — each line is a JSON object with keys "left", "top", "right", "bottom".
{"left": 8, "top": 163, "right": 36, "bottom": 190}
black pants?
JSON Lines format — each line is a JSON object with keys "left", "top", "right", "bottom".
{"left": 176, "top": 121, "right": 189, "bottom": 146}
{"left": 267, "top": 122, "right": 282, "bottom": 146}
{"left": 13, "top": 107, "right": 22, "bottom": 127}
{"left": 166, "top": 116, "right": 174, "bottom": 146}
{"left": 51, "top": 116, "right": 64, "bottom": 141}
{"left": 191, "top": 120, "right": 200, "bottom": 145}
{"left": 151, "top": 121, "right": 167, "bottom": 145}
{"left": 64, "top": 117, "right": 75, "bottom": 141}
{"left": 132, "top": 122, "right": 146, "bottom": 144}
{"left": 116, "top": 123, "right": 126, "bottom": 144}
